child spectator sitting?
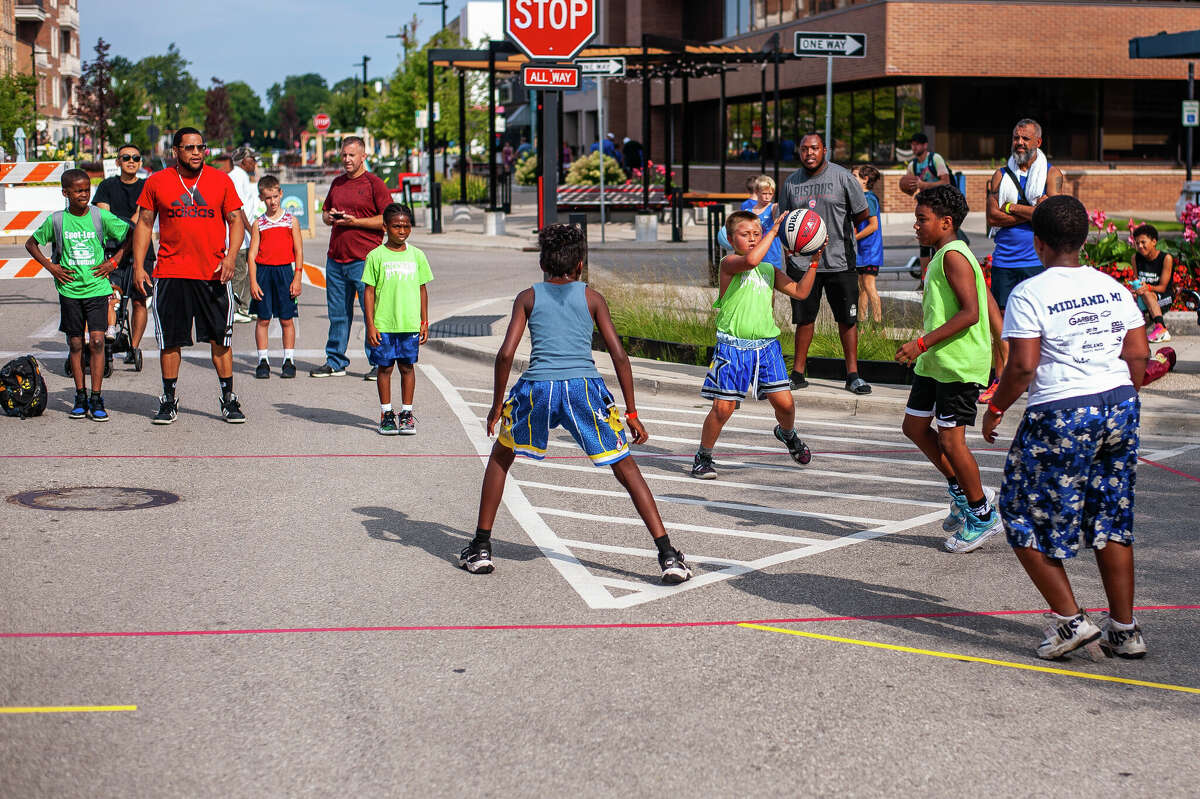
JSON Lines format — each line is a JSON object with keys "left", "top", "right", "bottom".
{"left": 1130, "top": 224, "right": 1174, "bottom": 342}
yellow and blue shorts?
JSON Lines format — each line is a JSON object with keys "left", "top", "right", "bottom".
{"left": 498, "top": 377, "right": 629, "bottom": 467}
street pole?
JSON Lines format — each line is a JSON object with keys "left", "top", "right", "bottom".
{"left": 543, "top": 89, "right": 560, "bottom": 229}
{"left": 597, "top": 77, "right": 606, "bottom": 243}
{"left": 362, "top": 55, "right": 370, "bottom": 129}
{"left": 825, "top": 55, "right": 833, "bottom": 149}
{"left": 1189, "top": 62, "right": 1195, "bottom": 182}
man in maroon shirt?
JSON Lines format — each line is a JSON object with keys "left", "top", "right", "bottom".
{"left": 310, "top": 136, "right": 393, "bottom": 378}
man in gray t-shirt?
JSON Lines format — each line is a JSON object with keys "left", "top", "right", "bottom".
{"left": 778, "top": 133, "right": 873, "bottom": 394}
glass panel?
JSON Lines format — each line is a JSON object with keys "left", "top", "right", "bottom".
{"left": 896, "top": 83, "right": 923, "bottom": 156}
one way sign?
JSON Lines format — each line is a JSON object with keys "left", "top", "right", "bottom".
{"left": 793, "top": 32, "right": 867, "bottom": 58}
{"left": 577, "top": 57, "right": 626, "bottom": 77}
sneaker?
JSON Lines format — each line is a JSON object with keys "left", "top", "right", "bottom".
{"left": 87, "top": 394, "right": 109, "bottom": 422}
{"left": 364, "top": 366, "right": 378, "bottom": 381}
{"left": 788, "top": 370, "right": 808, "bottom": 390}
{"left": 152, "top": 394, "right": 178, "bottom": 425}
{"left": 977, "top": 379, "right": 999, "bottom": 405}
{"left": 774, "top": 425, "right": 812, "bottom": 465}
{"left": 219, "top": 393, "right": 246, "bottom": 423}
{"left": 104, "top": 324, "right": 119, "bottom": 342}
{"left": 122, "top": 349, "right": 137, "bottom": 365}
{"left": 1147, "top": 323, "right": 1172, "bottom": 343}
{"left": 398, "top": 410, "right": 416, "bottom": 435}
{"left": 233, "top": 310, "right": 254, "bottom": 323}
{"left": 1035, "top": 612, "right": 1102, "bottom": 660}
{"left": 846, "top": 376, "right": 872, "bottom": 395}
{"left": 1098, "top": 613, "right": 1148, "bottom": 659}
{"left": 659, "top": 548, "right": 693, "bottom": 584}
{"left": 459, "top": 541, "right": 495, "bottom": 574}
{"left": 690, "top": 451, "right": 717, "bottom": 480}
{"left": 69, "top": 391, "right": 88, "bottom": 419}
{"left": 309, "top": 364, "right": 346, "bottom": 378}
{"left": 944, "top": 505, "right": 1003, "bottom": 553}
{"left": 942, "top": 486, "right": 996, "bottom": 533}
{"left": 255, "top": 359, "right": 270, "bottom": 380}
{"left": 280, "top": 359, "right": 297, "bottom": 379}
{"left": 379, "top": 409, "right": 399, "bottom": 435}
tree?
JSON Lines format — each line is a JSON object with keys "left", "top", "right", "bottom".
{"left": 225, "top": 81, "right": 266, "bottom": 146}
{"left": 204, "top": 78, "right": 233, "bottom": 149}
{"left": 108, "top": 78, "right": 152, "bottom": 153}
{"left": 266, "top": 73, "right": 330, "bottom": 137}
{"left": 132, "top": 43, "right": 198, "bottom": 130}
{"left": 329, "top": 77, "right": 363, "bottom": 132}
{"left": 0, "top": 73, "right": 36, "bottom": 158}
{"left": 279, "top": 95, "right": 300, "bottom": 149}
{"left": 73, "top": 37, "right": 119, "bottom": 159}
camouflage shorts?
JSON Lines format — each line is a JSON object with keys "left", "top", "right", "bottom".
{"left": 1000, "top": 393, "right": 1139, "bottom": 559}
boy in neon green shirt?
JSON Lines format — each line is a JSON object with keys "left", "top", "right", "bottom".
{"left": 895, "top": 185, "right": 1003, "bottom": 553}
{"left": 363, "top": 204, "right": 431, "bottom": 436}
{"left": 25, "top": 169, "right": 130, "bottom": 421}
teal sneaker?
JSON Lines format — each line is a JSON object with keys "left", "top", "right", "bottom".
{"left": 942, "top": 486, "right": 995, "bottom": 533}
{"left": 944, "top": 505, "right": 1003, "bottom": 553}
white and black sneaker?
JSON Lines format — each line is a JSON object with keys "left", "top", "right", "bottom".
{"left": 1098, "top": 613, "right": 1148, "bottom": 659}
{"left": 1036, "top": 612, "right": 1102, "bottom": 660}
{"left": 774, "top": 425, "right": 812, "bottom": 465}
{"left": 219, "top": 393, "right": 246, "bottom": 423}
{"left": 459, "top": 542, "right": 494, "bottom": 574}
{"left": 658, "top": 548, "right": 693, "bottom": 584}
{"left": 152, "top": 394, "right": 178, "bottom": 425}
{"left": 690, "top": 451, "right": 717, "bottom": 480}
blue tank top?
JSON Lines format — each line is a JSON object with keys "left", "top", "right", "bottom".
{"left": 741, "top": 199, "right": 783, "bottom": 268}
{"left": 856, "top": 191, "right": 883, "bottom": 266}
{"left": 992, "top": 171, "right": 1042, "bottom": 269}
{"left": 522, "top": 281, "right": 602, "bottom": 381}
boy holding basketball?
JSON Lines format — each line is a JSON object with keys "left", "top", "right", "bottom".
{"left": 895, "top": 185, "right": 1003, "bottom": 553}
{"left": 465, "top": 224, "right": 692, "bottom": 585}
{"left": 690, "top": 210, "right": 821, "bottom": 480}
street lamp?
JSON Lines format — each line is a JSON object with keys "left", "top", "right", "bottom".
{"left": 419, "top": 0, "right": 448, "bottom": 33}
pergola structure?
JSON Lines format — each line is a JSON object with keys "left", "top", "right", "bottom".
{"left": 1130, "top": 29, "right": 1200, "bottom": 180}
{"left": 426, "top": 34, "right": 792, "bottom": 227}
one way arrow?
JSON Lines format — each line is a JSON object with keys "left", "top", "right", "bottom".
{"left": 578, "top": 57, "right": 626, "bottom": 76}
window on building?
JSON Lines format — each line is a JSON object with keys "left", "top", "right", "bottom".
{"left": 61, "top": 31, "right": 71, "bottom": 56}
{"left": 50, "top": 25, "right": 58, "bottom": 58}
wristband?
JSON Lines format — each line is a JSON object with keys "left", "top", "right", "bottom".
{"left": 1004, "top": 202, "right": 1013, "bottom": 215}
{"left": 987, "top": 402, "right": 1005, "bottom": 416}
{"left": 916, "top": 336, "right": 928, "bottom": 353}
{"left": 625, "top": 411, "right": 638, "bottom": 420}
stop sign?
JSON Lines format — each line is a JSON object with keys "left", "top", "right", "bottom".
{"left": 313, "top": 113, "right": 331, "bottom": 132}
{"left": 506, "top": 0, "right": 596, "bottom": 61}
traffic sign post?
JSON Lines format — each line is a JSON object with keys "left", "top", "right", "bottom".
{"left": 793, "top": 32, "right": 868, "bottom": 149}
{"left": 505, "top": 0, "right": 597, "bottom": 231}
{"left": 313, "top": 113, "right": 331, "bottom": 132}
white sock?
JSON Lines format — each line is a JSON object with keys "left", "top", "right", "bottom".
{"left": 1109, "top": 616, "right": 1137, "bottom": 630}
{"left": 381, "top": 403, "right": 392, "bottom": 412}
{"left": 257, "top": 349, "right": 269, "bottom": 363}
{"left": 402, "top": 404, "right": 413, "bottom": 412}
{"left": 1053, "top": 610, "right": 1082, "bottom": 621}
{"left": 284, "top": 348, "right": 295, "bottom": 361}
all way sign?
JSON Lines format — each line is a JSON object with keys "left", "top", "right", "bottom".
{"left": 794, "top": 31, "right": 867, "bottom": 58}
{"left": 577, "top": 57, "right": 625, "bottom": 77}
{"left": 522, "top": 63, "right": 581, "bottom": 89}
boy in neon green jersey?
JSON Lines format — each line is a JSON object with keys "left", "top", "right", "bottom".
{"left": 690, "top": 210, "right": 821, "bottom": 480}
{"left": 896, "top": 185, "right": 1004, "bottom": 553}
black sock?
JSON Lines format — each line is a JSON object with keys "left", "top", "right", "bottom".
{"left": 846, "top": 371, "right": 860, "bottom": 383}
{"left": 90, "top": 390, "right": 101, "bottom": 398}
{"left": 779, "top": 426, "right": 797, "bottom": 441}
{"left": 947, "top": 477, "right": 962, "bottom": 494}
{"left": 1152, "top": 315, "right": 1164, "bottom": 325}
{"left": 219, "top": 375, "right": 234, "bottom": 398}
{"left": 968, "top": 496, "right": 990, "bottom": 515}
{"left": 472, "top": 528, "right": 491, "bottom": 547}
{"left": 697, "top": 446, "right": 713, "bottom": 459}
{"left": 162, "top": 377, "right": 177, "bottom": 398}
{"left": 654, "top": 534, "right": 673, "bottom": 555}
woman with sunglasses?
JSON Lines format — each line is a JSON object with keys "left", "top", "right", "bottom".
{"left": 94, "top": 143, "right": 153, "bottom": 363}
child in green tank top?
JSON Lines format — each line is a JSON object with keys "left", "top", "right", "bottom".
{"left": 895, "top": 186, "right": 1005, "bottom": 553}
{"left": 690, "top": 210, "right": 821, "bottom": 480}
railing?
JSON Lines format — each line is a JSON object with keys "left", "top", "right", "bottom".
{"left": 58, "top": 3, "right": 78, "bottom": 29}
{"left": 59, "top": 51, "right": 80, "bottom": 77}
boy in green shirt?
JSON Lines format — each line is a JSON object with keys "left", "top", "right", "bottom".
{"left": 363, "top": 204, "right": 431, "bottom": 436}
{"left": 895, "top": 185, "right": 1003, "bottom": 552}
{"left": 690, "top": 210, "right": 820, "bottom": 479}
{"left": 25, "top": 169, "right": 130, "bottom": 421}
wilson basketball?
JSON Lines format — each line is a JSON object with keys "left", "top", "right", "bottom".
{"left": 782, "top": 209, "right": 827, "bottom": 256}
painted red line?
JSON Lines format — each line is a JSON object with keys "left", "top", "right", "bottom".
{"left": 1139, "top": 456, "right": 1200, "bottom": 484}
{"left": 4, "top": 605, "right": 1196, "bottom": 639}
{"left": 0, "top": 449, "right": 971, "bottom": 461}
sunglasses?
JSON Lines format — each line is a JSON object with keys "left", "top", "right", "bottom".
{"left": 118, "top": 154, "right": 142, "bottom": 162}
{"left": 177, "top": 143, "right": 208, "bottom": 153}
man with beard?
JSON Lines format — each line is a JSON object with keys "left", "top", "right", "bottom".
{"left": 131, "top": 128, "right": 246, "bottom": 424}
{"left": 777, "top": 133, "right": 873, "bottom": 394}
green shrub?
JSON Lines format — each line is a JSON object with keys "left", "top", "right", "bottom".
{"left": 565, "top": 150, "right": 626, "bottom": 186}
{"left": 515, "top": 153, "right": 538, "bottom": 186}
{"left": 437, "top": 173, "right": 489, "bottom": 204}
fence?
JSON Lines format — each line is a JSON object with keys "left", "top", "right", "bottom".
{"left": 0, "top": 161, "right": 72, "bottom": 280}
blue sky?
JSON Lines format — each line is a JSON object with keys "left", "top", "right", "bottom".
{"left": 91, "top": 0, "right": 447, "bottom": 103}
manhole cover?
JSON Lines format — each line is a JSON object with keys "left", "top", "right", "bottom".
{"left": 6, "top": 486, "right": 180, "bottom": 511}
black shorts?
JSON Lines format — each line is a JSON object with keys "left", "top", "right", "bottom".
{"left": 786, "top": 268, "right": 859, "bottom": 326}
{"left": 905, "top": 374, "right": 982, "bottom": 428}
{"left": 110, "top": 262, "right": 154, "bottom": 301}
{"left": 152, "top": 278, "right": 233, "bottom": 349}
{"left": 59, "top": 294, "right": 109, "bottom": 338}
{"left": 856, "top": 265, "right": 880, "bottom": 276}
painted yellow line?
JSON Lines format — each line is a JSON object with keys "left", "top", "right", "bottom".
{"left": 738, "top": 623, "right": 1200, "bottom": 695}
{"left": 0, "top": 705, "right": 137, "bottom": 714}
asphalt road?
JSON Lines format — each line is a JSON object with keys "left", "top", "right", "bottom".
{"left": 2, "top": 238, "right": 1198, "bottom": 797}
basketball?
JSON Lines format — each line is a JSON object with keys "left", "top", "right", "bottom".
{"left": 782, "top": 208, "right": 827, "bottom": 256}
{"left": 899, "top": 173, "right": 920, "bottom": 195}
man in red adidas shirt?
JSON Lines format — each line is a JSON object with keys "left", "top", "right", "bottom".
{"left": 131, "top": 128, "right": 246, "bottom": 424}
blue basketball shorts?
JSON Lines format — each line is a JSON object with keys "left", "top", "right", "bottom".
{"left": 1000, "top": 389, "right": 1139, "bottom": 559}
{"left": 498, "top": 376, "right": 629, "bottom": 467}
{"left": 249, "top": 263, "right": 298, "bottom": 320}
{"left": 367, "top": 331, "right": 420, "bottom": 366}
{"left": 700, "top": 333, "right": 790, "bottom": 402}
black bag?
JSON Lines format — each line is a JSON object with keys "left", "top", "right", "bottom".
{"left": 0, "top": 356, "right": 48, "bottom": 419}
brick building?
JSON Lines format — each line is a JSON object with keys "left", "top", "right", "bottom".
{"left": 582, "top": 0, "right": 1200, "bottom": 212}
{"left": 15, "top": 0, "right": 80, "bottom": 153}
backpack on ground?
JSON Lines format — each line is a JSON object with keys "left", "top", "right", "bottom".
{"left": 50, "top": 207, "right": 106, "bottom": 265}
{"left": 0, "top": 355, "right": 48, "bottom": 419}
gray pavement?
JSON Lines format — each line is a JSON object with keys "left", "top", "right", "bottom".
{"left": 2, "top": 233, "right": 1199, "bottom": 797}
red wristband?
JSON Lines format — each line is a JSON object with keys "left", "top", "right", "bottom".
{"left": 987, "top": 402, "right": 1005, "bottom": 416}
{"left": 625, "top": 411, "right": 638, "bottom": 419}
{"left": 916, "top": 336, "right": 928, "bottom": 353}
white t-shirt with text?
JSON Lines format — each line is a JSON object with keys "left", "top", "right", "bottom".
{"left": 1002, "top": 266, "right": 1144, "bottom": 407}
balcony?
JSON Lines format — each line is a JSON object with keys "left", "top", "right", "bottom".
{"left": 15, "top": 1, "right": 47, "bottom": 23}
{"left": 59, "top": 4, "right": 78, "bottom": 30}
{"left": 34, "top": 47, "right": 49, "bottom": 70}
{"left": 59, "top": 51, "right": 80, "bottom": 77}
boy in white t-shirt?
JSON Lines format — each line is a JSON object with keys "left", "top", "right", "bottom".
{"left": 982, "top": 195, "right": 1150, "bottom": 661}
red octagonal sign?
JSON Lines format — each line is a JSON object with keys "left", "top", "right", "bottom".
{"left": 506, "top": 0, "right": 597, "bottom": 61}
{"left": 313, "top": 113, "right": 331, "bottom": 132}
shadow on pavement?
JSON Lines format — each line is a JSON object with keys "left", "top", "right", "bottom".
{"left": 353, "top": 505, "right": 546, "bottom": 567}
{"left": 274, "top": 401, "right": 375, "bottom": 431}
